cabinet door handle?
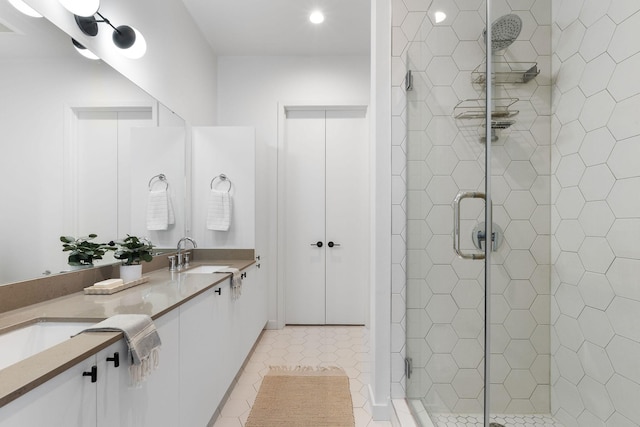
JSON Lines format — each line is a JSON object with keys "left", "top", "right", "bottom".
{"left": 107, "top": 352, "right": 120, "bottom": 368}
{"left": 311, "top": 241, "right": 323, "bottom": 248}
{"left": 83, "top": 365, "right": 97, "bottom": 383}
{"left": 327, "top": 241, "right": 341, "bottom": 248}
{"left": 215, "top": 287, "right": 221, "bottom": 295}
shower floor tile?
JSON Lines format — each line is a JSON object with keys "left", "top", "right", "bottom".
{"left": 431, "top": 413, "right": 563, "bottom": 427}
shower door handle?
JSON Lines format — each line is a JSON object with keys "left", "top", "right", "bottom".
{"left": 452, "top": 191, "right": 486, "bottom": 260}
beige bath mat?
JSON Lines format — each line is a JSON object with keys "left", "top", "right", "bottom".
{"left": 245, "top": 366, "right": 355, "bottom": 427}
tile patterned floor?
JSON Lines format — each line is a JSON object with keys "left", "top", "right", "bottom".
{"left": 430, "top": 414, "right": 562, "bottom": 427}
{"left": 408, "top": 399, "right": 563, "bottom": 427}
{"left": 212, "top": 325, "right": 393, "bottom": 427}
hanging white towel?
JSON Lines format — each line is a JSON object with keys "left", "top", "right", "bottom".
{"left": 206, "top": 190, "right": 232, "bottom": 231}
{"left": 77, "top": 314, "right": 161, "bottom": 386}
{"left": 167, "top": 192, "right": 175, "bottom": 225}
{"left": 218, "top": 267, "right": 242, "bottom": 300}
{"left": 146, "top": 190, "right": 169, "bottom": 230}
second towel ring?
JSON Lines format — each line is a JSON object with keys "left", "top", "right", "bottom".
{"left": 210, "top": 174, "right": 232, "bottom": 192}
{"left": 148, "top": 173, "right": 169, "bottom": 191}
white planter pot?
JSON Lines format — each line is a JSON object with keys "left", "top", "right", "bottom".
{"left": 120, "top": 264, "right": 142, "bottom": 283}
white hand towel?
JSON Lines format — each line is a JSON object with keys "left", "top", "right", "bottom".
{"left": 206, "top": 190, "right": 232, "bottom": 231}
{"left": 167, "top": 192, "right": 175, "bottom": 225}
{"left": 146, "top": 190, "right": 169, "bottom": 230}
{"left": 78, "top": 314, "right": 161, "bottom": 386}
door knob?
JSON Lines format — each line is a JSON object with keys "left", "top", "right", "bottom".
{"left": 327, "top": 241, "right": 341, "bottom": 248}
{"left": 311, "top": 241, "right": 323, "bottom": 248}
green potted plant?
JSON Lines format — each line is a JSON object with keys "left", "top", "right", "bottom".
{"left": 112, "top": 235, "right": 154, "bottom": 283}
{"left": 60, "top": 234, "right": 112, "bottom": 267}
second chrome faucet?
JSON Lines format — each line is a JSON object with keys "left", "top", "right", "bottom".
{"left": 169, "top": 237, "right": 197, "bottom": 271}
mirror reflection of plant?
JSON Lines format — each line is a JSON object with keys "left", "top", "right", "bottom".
{"left": 60, "top": 234, "right": 113, "bottom": 266}
{"left": 111, "top": 235, "right": 154, "bottom": 266}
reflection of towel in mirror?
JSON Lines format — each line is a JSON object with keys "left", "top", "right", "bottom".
{"left": 79, "top": 314, "right": 162, "bottom": 386}
{"left": 206, "top": 190, "right": 232, "bottom": 231}
{"left": 147, "top": 190, "right": 175, "bottom": 230}
{"left": 218, "top": 267, "right": 242, "bottom": 299}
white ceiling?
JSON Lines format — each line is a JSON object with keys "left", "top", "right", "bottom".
{"left": 180, "top": 0, "right": 371, "bottom": 56}
{"left": 0, "top": 0, "right": 371, "bottom": 60}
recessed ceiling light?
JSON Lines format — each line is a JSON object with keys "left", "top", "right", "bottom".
{"left": 309, "top": 11, "right": 324, "bottom": 24}
{"left": 434, "top": 11, "right": 447, "bottom": 23}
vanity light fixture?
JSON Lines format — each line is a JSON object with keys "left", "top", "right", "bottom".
{"left": 73, "top": 12, "right": 147, "bottom": 59}
{"left": 58, "top": 0, "right": 100, "bottom": 17}
{"left": 8, "top": 0, "right": 42, "bottom": 18}
{"left": 309, "top": 10, "right": 324, "bottom": 24}
{"left": 72, "top": 39, "right": 99, "bottom": 60}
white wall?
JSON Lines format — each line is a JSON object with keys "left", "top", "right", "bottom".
{"left": 25, "top": 0, "right": 218, "bottom": 126}
{"left": 216, "top": 55, "right": 370, "bottom": 329}
{"left": 551, "top": 3, "right": 640, "bottom": 426}
{"left": 371, "top": 0, "right": 393, "bottom": 419}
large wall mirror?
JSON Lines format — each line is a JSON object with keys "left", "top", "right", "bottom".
{"left": 0, "top": 2, "right": 186, "bottom": 285}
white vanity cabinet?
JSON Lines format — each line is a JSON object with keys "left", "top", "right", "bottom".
{"left": 0, "top": 310, "right": 180, "bottom": 427}
{"left": 0, "top": 266, "right": 266, "bottom": 427}
{"left": 0, "top": 355, "right": 97, "bottom": 427}
{"left": 230, "top": 265, "right": 266, "bottom": 371}
{"left": 96, "top": 309, "right": 180, "bottom": 427}
{"left": 179, "top": 281, "right": 232, "bottom": 427}
{"left": 179, "top": 266, "right": 267, "bottom": 426}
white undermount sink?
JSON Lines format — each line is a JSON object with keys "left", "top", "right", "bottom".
{"left": 0, "top": 321, "right": 94, "bottom": 371}
{"left": 185, "top": 265, "right": 230, "bottom": 274}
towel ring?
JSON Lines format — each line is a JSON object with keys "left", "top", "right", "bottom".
{"left": 148, "top": 173, "right": 169, "bottom": 191}
{"left": 210, "top": 174, "right": 232, "bottom": 192}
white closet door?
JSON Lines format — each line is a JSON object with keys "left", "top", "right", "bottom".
{"left": 283, "top": 110, "right": 327, "bottom": 325}
{"left": 74, "top": 109, "right": 153, "bottom": 239}
{"left": 76, "top": 110, "right": 119, "bottom": 239}
{"left": 283, "top": 108, "right": 369, "bottom": 325}
{"left": 325, "top": 109, "right": 369, "bottom": 324}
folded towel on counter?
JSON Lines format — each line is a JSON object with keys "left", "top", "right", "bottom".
{"left": 218, "top": 267, "right": 242, "bottom": 300}
{"left": 79, "top": 314, "right": 161, "bottom": 386}
{"left": 206, "top": 190, "right": 232, "bottom": 231}
{"left": 146, "top": 189, "right": 175, "bottom": 230}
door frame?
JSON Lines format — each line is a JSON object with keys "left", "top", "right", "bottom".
{"left": 275, "top": 101, "right": 369, "bottom": 329}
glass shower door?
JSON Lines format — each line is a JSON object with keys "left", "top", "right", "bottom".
{"left": 404, "top": 0, "right": 493, "bottom": 423}
{"left": 404, "top": 0, "right": 550, "bottom": 425}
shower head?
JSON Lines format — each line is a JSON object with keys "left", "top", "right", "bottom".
{"left": 483, "top": 13, "right": 522, "bottom": 51}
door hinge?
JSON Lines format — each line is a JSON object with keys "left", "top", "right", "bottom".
{"left": 405, "top": 357, "right": 413, "bottom": 379}
{"left": 405, "top": 70, "right": 413, "bottom": 91}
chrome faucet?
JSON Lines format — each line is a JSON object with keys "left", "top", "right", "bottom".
{"left": 174, "top": 237, "right": 197, "bottom": 270}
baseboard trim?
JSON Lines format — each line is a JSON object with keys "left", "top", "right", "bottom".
{"left": 266, "top": 319, "right": 280, "bottom": 329}
{"left": 368, "top": 384, "right": 392, "bottom": 421}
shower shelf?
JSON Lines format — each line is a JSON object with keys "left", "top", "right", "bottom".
{"left": 472, "top": 61, "right": 539, "bottom": 85}
{"left": 453, "top": 98, "right": 520, "bottom": 121}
